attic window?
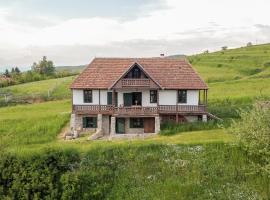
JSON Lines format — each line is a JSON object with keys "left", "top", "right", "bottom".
{"left": 132, "top": 66, "right": 141, "bottom": 78}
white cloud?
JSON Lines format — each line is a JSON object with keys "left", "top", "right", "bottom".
{"left": 0, "top": 0, "right": 270, "bottom": 69}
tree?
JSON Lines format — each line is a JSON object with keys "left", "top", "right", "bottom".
{"left": 32, "top": 56, "right": 55, "bottom": 75}
{"left": 221, "top": 46, "right": 228, "bottom": 51}
{"left": 247, "top": 42, "right": 253, "bottom": 47}
{"left": 15, "top": 67, "right": 21, "bottom": 74}
{"left": 4, "top": 69, "right": 10, "bottom": 77}
{"left": 203, "top": 50, "right": 209, "bottom": 54}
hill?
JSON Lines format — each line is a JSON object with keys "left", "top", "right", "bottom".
{"left": 188, "top": 43, "right": 270, "bottom": 83}
{"left": 56, "top": 65, "right": 86, "bottom": 73}
{"left": 0, "top": 76, "right": 75, "bottom": 105}
{"left": 185, "top": 44, "right": 270, "bottom": 118}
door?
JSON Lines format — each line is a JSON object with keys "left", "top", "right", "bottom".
{"left": 124, "top": 93, "right": 132, "bottom": 106}
{"left": 144, "top": 118, "right": 155, "bottom": 133}
{"left": 132, "top": 92, "right": 142, "bottom": 106}
{"left": 116, "top": 118, "right": 125, "bottom": 134}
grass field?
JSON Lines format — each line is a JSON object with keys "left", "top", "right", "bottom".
{"left": 0, "top": 100, "right": 234, "bottom": 153}
{"left": 0, "top": 76, "right": 75, "bottom": 104}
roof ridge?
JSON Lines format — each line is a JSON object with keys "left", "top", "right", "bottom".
{"left": 94, "top": 57, "right": 186, "bottom": 60}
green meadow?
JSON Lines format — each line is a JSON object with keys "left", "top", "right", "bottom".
{"left": 0, "top": 76, "right": 75, "bottom": 104}
{"left": 1, "top": 44, "right": 270, "bottom": 199}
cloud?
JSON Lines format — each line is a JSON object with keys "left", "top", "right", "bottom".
{"left": 0, "top": 0, "right": 270, "bottom": 70}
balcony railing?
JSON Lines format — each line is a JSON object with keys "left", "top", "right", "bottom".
{"left": 73, "top": 105, "right": 207, "bottom": 115}
{"left": 122, "top": 79, "right": 150, "bottom": 87}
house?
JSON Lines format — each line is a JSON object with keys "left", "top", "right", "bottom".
{"left": 70, "top": 57, "right": 209, "bottom": 139}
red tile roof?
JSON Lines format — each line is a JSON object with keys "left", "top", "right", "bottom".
{"left": 70, "top": 58, "right": 208, "bottom": 89}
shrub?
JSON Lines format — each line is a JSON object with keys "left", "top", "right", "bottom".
{"left": 0, "top": 149, "right": 80, "bottom": 199}
{"left": 263, "top": 61, "right": 270, "bottom": 67}
{"left": 230, "top": 102, "right": 270, "bottom": 177}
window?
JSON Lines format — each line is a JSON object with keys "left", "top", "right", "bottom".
{"left": 130, "top": 118, "right": 144, "bottom": 128}
{"left": 133, "top": 68, "right": 140, "bottom": 78}
{"left": 83, "top": 117, "right": 97, "bottom": 128}
{"left": 178, "top": 90, "right": 187, "bottom": 103}
{"left": 150, "top": 90, "right": 157, "bottom": 103}
{"left": 107, "top": 92, "right": 112, "bottom": 105}
{"left": 84, "top": 90, "right": 92, "bottom": 103}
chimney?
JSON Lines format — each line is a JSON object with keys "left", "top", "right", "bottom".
{"left": 160, "top": 53, "right": 165, "bottom": 57}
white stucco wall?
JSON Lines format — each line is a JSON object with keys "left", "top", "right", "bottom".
{"left": 73, "top": 89, "right": 110, "bottom": 105}
{"left": 159, "top": 90, "right": 199, "bottom": 105}
{"left": 73, "top": 89, "right": 199, "bottom": 106}
{"left": 159, "top": 90, "right": 177, "bottom": 105}
{"left": 100, "top": 90, "right": 108, "bottom": 105}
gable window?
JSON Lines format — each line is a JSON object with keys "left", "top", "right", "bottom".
{"left": 83, "top": 117, "right": 97, "bottom": 128}
{"left": 132, "top": 67, "right": 141, "bottom": 78}
{"left": 84, "top": 90, "right": 92, "bottom": 103}
{"left": 130, "top": 118, "right": 144, "bottom": 128}
{"left": 178, "top": 90, "right": 187, "bottom": 103}
{"left": 150, "top": 90, "right": 157, "bottom": 103}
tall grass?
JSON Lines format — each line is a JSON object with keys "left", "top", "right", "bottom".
{"left": 160, "top": 121, "right": 221, "bottom": 135}
{"left": 0, "top": 100, "right": 70, "bottom": 148}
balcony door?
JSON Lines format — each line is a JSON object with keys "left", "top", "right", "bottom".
{"left": 123, "top": 92, "right": 142, "bottom": 106}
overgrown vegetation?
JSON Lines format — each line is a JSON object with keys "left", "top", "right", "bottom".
{"left": 230, "top": 103, "right": 270, "bottom": 191}
{"left": 0, "top": 143, "right": 268, "bottom": 199}
{"left": 0, "top": 100, "right": 70, "bottom": 149}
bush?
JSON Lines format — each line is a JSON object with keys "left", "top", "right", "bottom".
{"left": 230, "top": 102, "right": 270, "bottom": 177}
{"left": 263, "top": 61, "right": 270, "bottom": 67}
{"left": 0, "top": 149, "right": 80, "bottom": 199}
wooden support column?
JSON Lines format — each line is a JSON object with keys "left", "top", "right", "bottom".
{"left": 204, "top": 90, "right": 206, "bottom": 105}
{"left": 206, "top": 89, "right": 208, "bottom": 105}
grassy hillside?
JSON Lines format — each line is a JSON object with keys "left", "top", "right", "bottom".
{"left": 186, "top": 44, "right": 270, "bottom": 118}
{"left": 56, "top": 65, "right": 86, "bottom": 73}
{"left": 0, "top": 76, "right": 75, "bottom": 105}
{"left": 189, "top": 43, "right": 270, "bottom": 83}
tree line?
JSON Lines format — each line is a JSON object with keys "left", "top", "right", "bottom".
{"left": 0, "top": 56, "right": 76, "bottom": 87}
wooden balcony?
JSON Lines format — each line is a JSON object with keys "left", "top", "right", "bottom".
{"left": 121, "top": 79, "right": 150, "bottom": 87}
{"left": 73, "top": 105, "right": 114, "bottom": 114}
{"left": 115, "top": 106, "right": 158, "bottom": 116}
{"left": 73, "top": 105, "right": 207, "bottom": 115}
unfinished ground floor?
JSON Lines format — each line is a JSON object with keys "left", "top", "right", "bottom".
{"left": 70, "top": 113, "right": 208, "bottom": 139}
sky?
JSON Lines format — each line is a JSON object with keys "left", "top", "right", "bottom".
{"left": 0, "top": 0, "right": 270, "bottom": 71}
